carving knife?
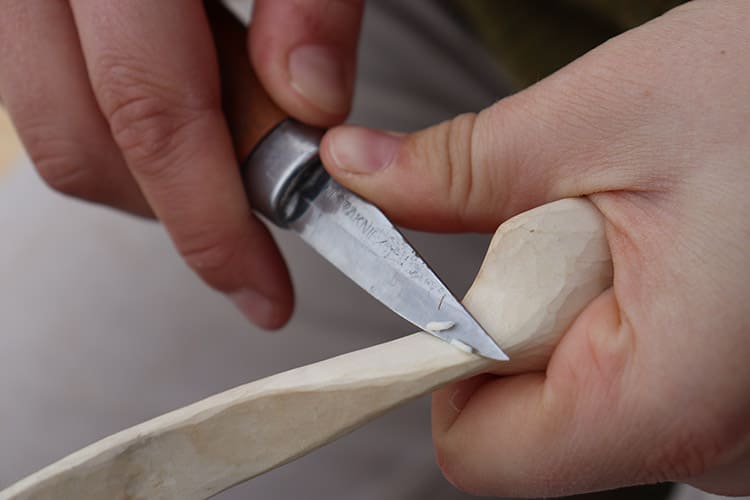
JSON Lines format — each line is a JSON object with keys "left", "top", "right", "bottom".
{"left": 210, "top": 5, "right": 507, "bottom": 361}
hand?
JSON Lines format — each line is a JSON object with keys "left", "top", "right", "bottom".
{"left": 321, "top": 0, "right": 750, "bottom": 496}
{"left": 0, "top": 0, "right": 364, "bottom": 328}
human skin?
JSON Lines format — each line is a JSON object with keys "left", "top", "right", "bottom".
{"left": 0, "top": 0, "right": 364, "bottom": 329}
{"left": 320, "top": 0, "right": 750, "bottom": 496}
{"left": 1, "top": 0, "right": 748, "bottom": 497}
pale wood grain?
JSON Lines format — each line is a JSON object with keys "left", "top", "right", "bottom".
{"left": 0, "top": 198, "right": 613, "bottom": 500}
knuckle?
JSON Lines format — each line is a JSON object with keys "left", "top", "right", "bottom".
{"left": 179, "top": 232, "right": 242, "bottom": 289}
{"left": 94, "top": 58, "right": 216, "bottom": 174}
{"left": 23, "top": 127, "right": 98, "bottom": 199}
{"left": 639, "top": 407, "right": 738, "bottom": 484}
{"left": 582, "top": 300, "right": 634, "bottom": 393}
{"left": 436, "top": 113, "right": 483, "bottom": 224}
{"left": 644, "top": 431, "right": 716, "bottom": 482}
{"left": 315, "top": 0, "right": 364, "bottom": 35}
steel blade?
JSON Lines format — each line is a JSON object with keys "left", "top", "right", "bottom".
{"left": 287, "top": 173, "right": 508, "bottom": 361}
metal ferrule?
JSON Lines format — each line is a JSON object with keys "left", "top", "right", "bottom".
{"left": 242, "top": 120, "right": 327, "bottom": 227}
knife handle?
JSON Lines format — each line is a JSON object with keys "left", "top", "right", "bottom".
{"left": 207, "top": 3, "right": 327, "bottom": 227}
{"left": 206, "top": 2, "right": 286, "bottom": 159}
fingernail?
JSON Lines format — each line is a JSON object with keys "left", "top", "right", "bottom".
{"left": 289, "top": 44, "right": 349, "bottom": 114}
{"left": 328, "top": 126, "right": 402, "bottom": 174}
{"left": 230, "top": 289, "right": 279, "bottom": 329}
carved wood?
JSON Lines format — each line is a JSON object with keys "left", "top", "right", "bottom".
{"left": 0, "top": 197, "right": 612, "bottom": 500}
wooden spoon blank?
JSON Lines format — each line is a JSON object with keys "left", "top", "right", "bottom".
{"left": 0, "top": 197, "right": 612, "bottom": 500}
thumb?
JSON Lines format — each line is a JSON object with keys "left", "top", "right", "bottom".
{"left": 320, "top": 94, "right": 584, "bottom": 233}
{"left": 320, "top": 50, "right": 659, "bottom": 233}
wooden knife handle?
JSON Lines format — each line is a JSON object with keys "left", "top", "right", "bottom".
{"left": 207, "top": 4, "right": 326, "bottom": 227}
{"left": 206, "top": 2, "right": 288, "bottom": 161}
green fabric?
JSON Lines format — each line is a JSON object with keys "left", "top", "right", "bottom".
{"left": 446, "top": 0, "right": 687, "bottom": 89}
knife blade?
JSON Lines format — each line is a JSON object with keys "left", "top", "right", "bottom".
{"left": 295, "top": 178, "right": 508, "bottom": 361}
{"left": 209, "top": 3, "right": 507, "bottom": 361}
{"left": 243, "top": 120, "right": 507, "bottom": 361}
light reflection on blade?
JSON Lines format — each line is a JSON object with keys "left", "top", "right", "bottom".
{"left": 287, "top": 174, "right": 508, "bottom": 361}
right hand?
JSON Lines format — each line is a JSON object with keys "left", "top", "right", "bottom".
{"left": 0, "top": 0, "right": 364, "bottom": 328}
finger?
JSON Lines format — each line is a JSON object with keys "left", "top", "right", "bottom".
{"left": 0, "top": 1, "right": 149, "bottom": 215}
{"left": 320, "top": 41, "right": 679, "bottom": 232}
{"left": 249, "top": 0, "right": 364, "bottom": 126}
{"left": 70, "top": 0, "right": 293, "bottom": 328}
{"left": 431, "top": 290, "right": 675, "bottom": 497}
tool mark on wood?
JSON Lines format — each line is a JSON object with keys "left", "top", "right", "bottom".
{"left": 426, "top": 321, "right": 455, "bottom": 333}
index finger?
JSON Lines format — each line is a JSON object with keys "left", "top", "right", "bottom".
{"left": 70, "top": 0, "right": 293, "bottom": 328}
{"left": 432, "top": 291, "right": 648, "bottom": 497}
